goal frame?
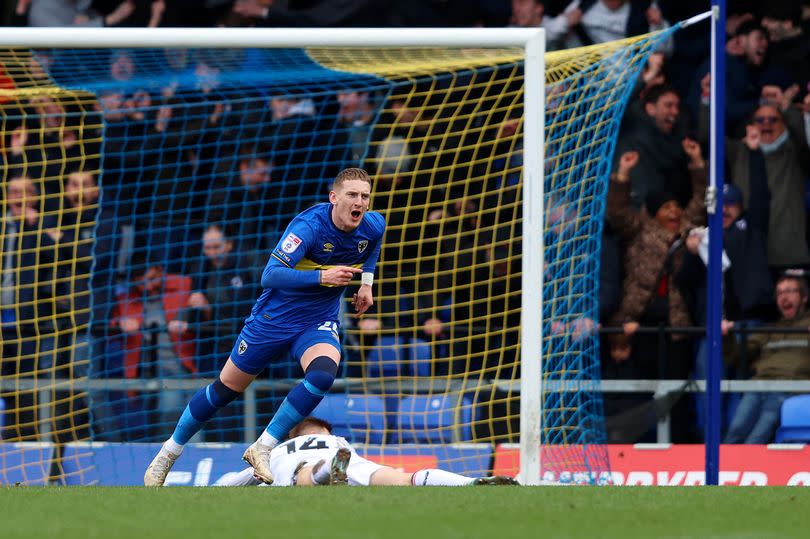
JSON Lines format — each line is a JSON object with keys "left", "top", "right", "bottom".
{"left": 0, "top": 26, "right": 546, "bottom": 486}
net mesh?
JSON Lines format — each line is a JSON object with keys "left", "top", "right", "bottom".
{"left": 0, "top": 28, "right": 675, "bottom": 485}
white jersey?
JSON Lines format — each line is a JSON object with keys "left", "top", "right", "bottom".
{"left": 219, "top": 434, "right": 383, "bottom": 487}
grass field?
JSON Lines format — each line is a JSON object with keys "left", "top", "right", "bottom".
{"left": 2, "top": 486, "right": 809, "bottom": 538}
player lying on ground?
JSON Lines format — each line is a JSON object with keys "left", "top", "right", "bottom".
{"left": 145, "top": 168, "right": 385, "bottom": 486}
{"left": 219, "top": 417, "right": 519, "bottom": 487}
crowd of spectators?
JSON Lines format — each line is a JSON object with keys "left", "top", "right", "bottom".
{"left": 1, "top": 0, "right": 810, "bottom": 445}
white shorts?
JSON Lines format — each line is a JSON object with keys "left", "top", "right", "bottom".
{"left": 270, "top": 450, "right": 384, "bottom": 486}
{"left": 345, "top": 453, "right": 385, "bottom": 486}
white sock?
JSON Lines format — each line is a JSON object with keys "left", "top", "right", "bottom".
{"left": 258, "top": 431, "right": 280, "bottom": 448}
{"left": 216, "top": 467, "right": 262, "bottom": 487}
{"left": 164, "top": 437, "right": 184, "bottom": 455}
{"left": 311, "top": 461, "right": 331, "bottom": 485}
{"left": 412, "top": 469, "right": 474, "bottom": 487}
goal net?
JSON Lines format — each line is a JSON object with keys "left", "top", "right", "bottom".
{"left": 0, "top": 26, "right": 674, "bottom": 485}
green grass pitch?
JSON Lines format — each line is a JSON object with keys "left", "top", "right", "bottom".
{"left": 2, "top": 486, "right": 809, "bottom": 538}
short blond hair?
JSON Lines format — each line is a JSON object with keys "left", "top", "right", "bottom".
{"left": 288, "top": 417, "right": 333, "bottom": 439}
{"left": 333, "top": 167, "right": 371, "bottom": 189}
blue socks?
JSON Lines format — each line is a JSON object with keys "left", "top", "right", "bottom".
{"left": 170, "top": 358, "right": 338, "bottom": 447}
{"left": 171, "top": 378, "right": 240, "bottom": 445}
{"left": 263, "top": 356, "right": 337, "bottom": 443}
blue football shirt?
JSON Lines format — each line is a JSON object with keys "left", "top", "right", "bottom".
{"left": 243, "top": 203, "right": 385, "bottom": 335}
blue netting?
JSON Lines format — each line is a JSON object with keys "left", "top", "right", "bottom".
{"left": 540, "top": 30, "right": 678, "bottom": 482}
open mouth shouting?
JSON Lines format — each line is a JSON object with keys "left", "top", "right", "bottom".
{"left": 330, "top": 176, "right": 371, "bottom": 232}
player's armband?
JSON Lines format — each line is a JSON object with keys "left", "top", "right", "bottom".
{"left": 361, "top": 272, "right": 373, "bottom": 287}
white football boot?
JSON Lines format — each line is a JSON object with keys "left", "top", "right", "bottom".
{"left": 243, "top": 441, "right": 274, "bottom": 485}
{"left": 144, "top": 445, "right": 180, "bottom": 486}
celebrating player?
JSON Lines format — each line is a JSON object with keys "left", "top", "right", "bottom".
{"left": 218, "top": 417, "right": 519, "bottom": 487}
{"left": 145, "top": 167, "right": 385, "bottom": 486}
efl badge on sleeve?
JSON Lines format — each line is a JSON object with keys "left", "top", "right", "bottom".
{"left": 282, "top": 233, "right": 302, "bottom": 254}
{"left": 358, "top": 240, "right": 368, "bottom": 253}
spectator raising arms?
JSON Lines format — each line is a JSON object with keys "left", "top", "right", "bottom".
{"left": 606, "top": 140, "right": 707, "bottom": 442}
{"left": 614, "top": 83, "right": 692, "bottom": 209}
{"left": 701, "top": 88, "right": 810, "bottom": 271}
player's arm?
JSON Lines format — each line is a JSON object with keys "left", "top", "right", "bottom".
{"left": 353, "top": 219, "right": 385, "bottom": 314}
{"left": 262, "top": 221, "right": 359, "bottom": 288}
{"left": 262, "top": 220, "right": 319, "bottom": 288}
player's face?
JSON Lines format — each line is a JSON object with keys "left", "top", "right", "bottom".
{"left": 330, "top": 178, "right": 371, "bottom": 232}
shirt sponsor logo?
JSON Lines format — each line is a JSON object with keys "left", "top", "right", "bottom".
{"left": 282, "top": 233, "right": 303, "bottom": 254}
{"left": 238, "top": 340, "right": 248, "bottom": 355}
{"left": 323, "top": 243, "right": 334, "bottom": 252}
{"left": 357, "top": 240, "right": 368, "bottom": 253}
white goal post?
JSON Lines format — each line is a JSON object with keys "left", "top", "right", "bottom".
{"left": 0, "top": 26, "right": 546, "bottom": 486}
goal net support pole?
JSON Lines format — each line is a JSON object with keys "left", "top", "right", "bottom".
{"left": 706, "top": 0, "right": 727, "bottom": 487}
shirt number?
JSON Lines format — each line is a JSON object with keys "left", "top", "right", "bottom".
{"left": 317, "top": 321, "right": 339, "bottom": 338}
{"left": 280, "top": 436, "right": 329, "bottom": 454}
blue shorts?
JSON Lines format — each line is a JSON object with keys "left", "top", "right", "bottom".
{"left": 229, "top": 320, "right": 341, "bottom": 375}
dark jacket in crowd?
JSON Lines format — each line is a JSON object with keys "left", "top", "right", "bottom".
{"left": 1, "top": 217, "right": 62, "bottom": 333}
{"left": 677, "top": 213, "right": 775, "bottom": 326}
{"left": 689, "top": 54, "right": 763, "bottom": 133}
{"left": 614, "top": 109, "right": 692, "bottom": 209}
{"left": 176, "top": 254, "right": 258, "bottom": 370}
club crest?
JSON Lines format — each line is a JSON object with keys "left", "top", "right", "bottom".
{"left": 238, "top": 340, "right": 248, "bottom": 355}
{"left": 358, "top": 240, "right": 368, "bottom": 253}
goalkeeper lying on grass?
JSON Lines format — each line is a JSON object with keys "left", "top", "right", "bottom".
{"left": 219, "top": 417, "right": 519, "bottom": 487}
